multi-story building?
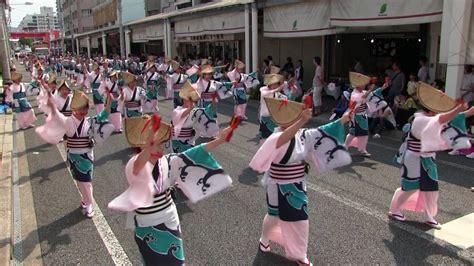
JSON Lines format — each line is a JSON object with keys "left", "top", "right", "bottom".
{"left": 18, "top": 6, "right": 59, "bottom": 32}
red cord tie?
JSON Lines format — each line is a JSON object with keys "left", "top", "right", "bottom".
{"left": 141, "top": 114, "right": 161, "bottom": 135}
{"left": 279, "top": 98, "right": 289, "bottom": 110}
{"left": 305, "top": 95, "right": 312, "bottom": 109}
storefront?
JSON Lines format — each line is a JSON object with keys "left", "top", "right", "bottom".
{"left": 173, "top": 10, "right": 245, "bottom": 61}
{"left": 327, "top": 0, "right": 443, "bottom": 81}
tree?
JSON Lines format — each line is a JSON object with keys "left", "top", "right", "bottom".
{"left": 19, "top": 38, "right": 33, "bottom": 48}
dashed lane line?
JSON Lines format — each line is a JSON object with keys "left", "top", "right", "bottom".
{"left": 55, "top": 144, "right": 132, "bottom": 265}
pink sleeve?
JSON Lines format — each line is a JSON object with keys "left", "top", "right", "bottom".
{"left": 417, "top": 114, "right": 447, "bottom": 152}
{"left": 37, "top": 89, "right": 52, "bottom": 115}
{"left": 249, "top": 132, "right": 286, "bottom": 173}
{"left": 35, "top": 112, "right": 68, "bottom": 144}
{"left": 108, "top": 155, "right": 155, "bottom": 212}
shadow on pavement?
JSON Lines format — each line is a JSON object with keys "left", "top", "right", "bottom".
{"left": 238, "top": 167, "right": 260, "bottom": 187}
{"left": 14, "top": 208, "right": 85, "bottom": 261}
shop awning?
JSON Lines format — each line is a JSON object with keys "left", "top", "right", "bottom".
{"left": 439, "top": 1, "right": 474, "bottom": 64}
{"left": 263, "top": 0, "right": 335, "bottom": 38}
{"left": 146, "top": 23, "right": 165, "bottom": 40}
{"left": 132, "top": 27, "right": 147, "bottom": 43}
{"left": 330, "top": 0, "right": 443, "bottom": 27}
{"left": 174, "top": 11, "right": 245, "bottom": 37}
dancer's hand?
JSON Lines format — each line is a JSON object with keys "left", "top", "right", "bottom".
{"left": 301, "top": 108, "right": 312, "bottom": 123}
{"left": 341, "top": 112, "right": 352, "bottom": 124}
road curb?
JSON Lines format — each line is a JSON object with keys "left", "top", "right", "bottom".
{"left": 0, "top": 113, "right": 13, "bottom": 266}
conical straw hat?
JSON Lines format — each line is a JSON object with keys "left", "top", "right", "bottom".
{"left": 48, "top": 74, "right": 57, "bottom": 84}
{"left": 11, "top": 72, "right": 22, "bottom": 81}
{"left": 122, "top": 72, "right": 136, "bottom": 85}
{"left": 179, "top": 80, "right": 201, "bottom": 101}
{"left": 201, "top": 64, "right": 214, "bottom": 74}
{"left": 92, "top": 63, "right": 100, "bottom": 71}
{"left": 169, "top": 60, "right": 181, "bottom": 71}
{"left": 71, "top": 90, "right": 90, "bottom": 110}
{"left": 270, "top": 66, "right": 280, "bottom": 74}
{"left": 263, "top": 74, "right": 284, "bottom": 86}
{"left": 417, "top": 82, "right": 456, "bottom": 113}
{"left": 58, "top": 80, "right": 71, "bottom": 91}
{"left": 234, "top": 60, "right": 245, "bottom": 69}
{"left": 349, "top": 72, "right": 370, "bottom": 87}
{"left": 125, "top": 115, "right": 172, "bottom": 147}
{"left": 264, "top": 97, "right": 305, "bottom": 127}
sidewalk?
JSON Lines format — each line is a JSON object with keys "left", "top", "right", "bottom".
{"left": 0, "top": 112, "right": 13, "bottom": 265}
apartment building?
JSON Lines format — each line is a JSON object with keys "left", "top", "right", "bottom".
{"left": 18, "top": 6, "right": 59, "bottom": 32}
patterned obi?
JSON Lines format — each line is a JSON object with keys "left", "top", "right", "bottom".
{"left": 173, "top": 83, "right": 182, "bottom": 91}
{"left": 234, "top": 82, "right": 245, "bottom": 88}
{"left": 13, "top": 91, "right": 26, "bottom": 100}
{"left": 61, "top": 110, "right": 73, "bottom": 116}
{"left": 201, "top": 92, "right": 215, "bottom": 100}
{"left": 135, "top": 189, "right": 172, "bottom": 215}
{"left": 173, "top": 127, "right": 195, "bottom": 139}
{"left": 355, "top": 104, "right": 367, "bottom": 114}
{"left": 407, "top": 134, "right": 421, "bottom": 152}
{"left": 67, "top": 136, "right": 93, "bottom": 149}
{"left": 269, "top": 161, "right": 308, "bottom": 182}
{"left": 125, "top": 100, "right": 140, "bottom": 109}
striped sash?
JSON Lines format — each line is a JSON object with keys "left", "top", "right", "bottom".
{"left": 67, "top": 137, "right": 92, "bottom": 149}
{"left": 135, "top": 189, "right": 172, "bottom": 215}
{"left": 269, "top": 162, "right": 307, "bottom": 181}
{"left": 355, "top": 104, "right": 367, "bottom": 114}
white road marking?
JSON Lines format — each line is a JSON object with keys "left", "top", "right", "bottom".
{"left": 427, "top": 213, "right": 474, "bottom": 249}
{"left": 305, "top": 180, "right": 474, "bottom": 261}
{"left": 55, "top": 144, "right": 132, "bottom": 265}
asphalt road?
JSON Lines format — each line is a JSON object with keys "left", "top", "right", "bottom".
{"left": 15, "top": 65, "right": 474, "bottom": 265}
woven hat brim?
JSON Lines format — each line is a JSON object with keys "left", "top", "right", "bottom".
{"left": 417, "top": 82, "right": 456, "bottom": 113}
{"left": 264, "top": 97, "right": 305, "bottom": 127}
{"left": 349, "top": 72, "right": 371, "bottom": 87}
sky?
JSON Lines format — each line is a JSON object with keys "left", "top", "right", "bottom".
{"left": 9, "top": 0, "right": 57, "bottom": 28}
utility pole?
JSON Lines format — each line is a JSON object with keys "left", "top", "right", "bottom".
{"left": 118, "top": 0, "right": 125, "bottom": 57}
{"left": 0, "top": 2, "right": 11, "bottom": 80}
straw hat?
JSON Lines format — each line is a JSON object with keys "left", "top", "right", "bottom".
{"left": 146, "top": 62, "right": 157, "bottom": 71}
{"left": 122, "top": 72, "right": 136, "bottom": 85}
{"left": 234, "top": 60, "right": 245, "bottom": 69}
{"left": 169, "top": 60, "right": 181, "bottom": 71}
{"left": 163, "top": 56, "right": 171, "bottom": 64}
{"left": 35, "top": 62, "right": 44, "bottom": 70}
{"left": 11, "top": 72, "right": 22, "bottom": 81}
{"left": 147, "top": 55, "right": 156, "bottom": 63}
{"left": 349, "top": 72, "right": 371, "bottom": 87}
{"left": 71, "top": 90, "right": 90, "bottom": 110}
{"left": 201, "top": 64, "right": 214, "bottom": 74}
{"left": 270, "top": 66, "right": 280, "bottom": 74}
{"left": 58, "top": 80, "right": 71, "bottom": 91}
{"left": 48, "top": 74, "right": 57, "bottom": 84}
{"left": 108, "top": 70, "right": 119, "bottom": 78}
{"left": 92, "top": 63, "right": 100, "bottom": 71}
{"left": 201, "top": 59, "right": 209, "bottom": 66}
{"left": 417, "top": 82, "right": 456, "bottom": 113}
{"left": 264, "top": 97, "right": 305, "bottom": 127}
{"left": 179, "top": 80, "right": 201, "bottom": 101}
{"left": 125, "top": 115, "right": 172, "bottom": 147}
{"left": 263, "top": 74, "right": 284, "bottom": 86}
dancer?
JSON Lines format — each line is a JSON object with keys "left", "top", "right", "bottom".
{"left": 250, "top": 97, "right": 352, "bottom": 266}
{"left": 344, "top": 72, "right": 373, "bottom": 157}
{"left": 258, "top": 73, "right": 287, "bottom": 143}
{"left": 143, "top": 61, "right": 160, "bottom": 114}
{"left": 5, "top": 72, "right": 39, "bottom": 129}
{"left": 196, "top": 64, "right": 233, "bottom": 114}
{"left": 101, "top": 71, "right": 123, "bottom": 132}
{"left": 166, "top": 60, "right": 188, "bottom": 108}
{"left": 121, "top": 72, "right": 146, "bottom": 118}
{"left": 389, "top": 83, "right": 473, "bottom": 229}
{"left": 226, "top": 60, "right": 259, "bottom": 120}
{"left": 36, "top": 90, "right": 115, "bottom": 218}
{"left": 84, "top": 62, "right": 105, "bottom": 113}
{"left": 109, "top": 115, "right": 235, "bottom": 265}
{"left": 171, "top": 80, "right": 219, "bottom": 153}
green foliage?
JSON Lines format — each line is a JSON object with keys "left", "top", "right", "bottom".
{"left": 19, "top": 38, "right": 33, "bottom": 47}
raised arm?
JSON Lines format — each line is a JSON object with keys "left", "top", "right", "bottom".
{"left": 439, "top": 103, "right": 467, "bottom": 124}
{"left": 276, "top": 109, "right": 312, "bottom": 148}
{"left": 204, "top": 127, "right": 233, "bottom": 152}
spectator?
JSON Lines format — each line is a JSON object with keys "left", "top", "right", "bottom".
{"left": 295, "top": 59, "right": 304, "bottom": 92}
{"left": 369, "top": 105, "right": 396, "bottom": 138}
{"left": 312, "top": 56, "right": 324, "bottom": 116}
{"left": 354, "top": 57, "right": 365, "bottom": 74}
{"left": 267, "top": 55, "right": 274, "bottom": 66}
{"left": 432, "top": 79, "right": 445, "bottom": 92}
{"left": 387, "top": 60, "right": 406, "bottom": 107}
{"left": 330, "top": 90, "right": 350, "bottom": 121}
{"left": 394, "top": 90, "right": 417, "bottom": 128}
{"left": 262, "top": 59, "right": 270, "bottom": 75}
{"left": 282, "top": 57, "right": 295, "bottom": 76}
{"left": 417, "top": 56, "right": 430, "bottom": 83}
{"left": 406, "top": 73, "right": 418, "bottom": 96}
{"left": 461, "top": 65, "right": 474, "bottom": 105}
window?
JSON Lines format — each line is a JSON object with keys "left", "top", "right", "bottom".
{"left": 82, "top": 9, "right": 92, "bottom": 18}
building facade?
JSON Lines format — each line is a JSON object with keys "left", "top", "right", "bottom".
{"left": 18, "top": 6, "right": 59, "bottom": 32}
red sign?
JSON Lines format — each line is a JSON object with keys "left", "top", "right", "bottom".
{"left": 10, "top": 30, "right": 61, "bottom": 46}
